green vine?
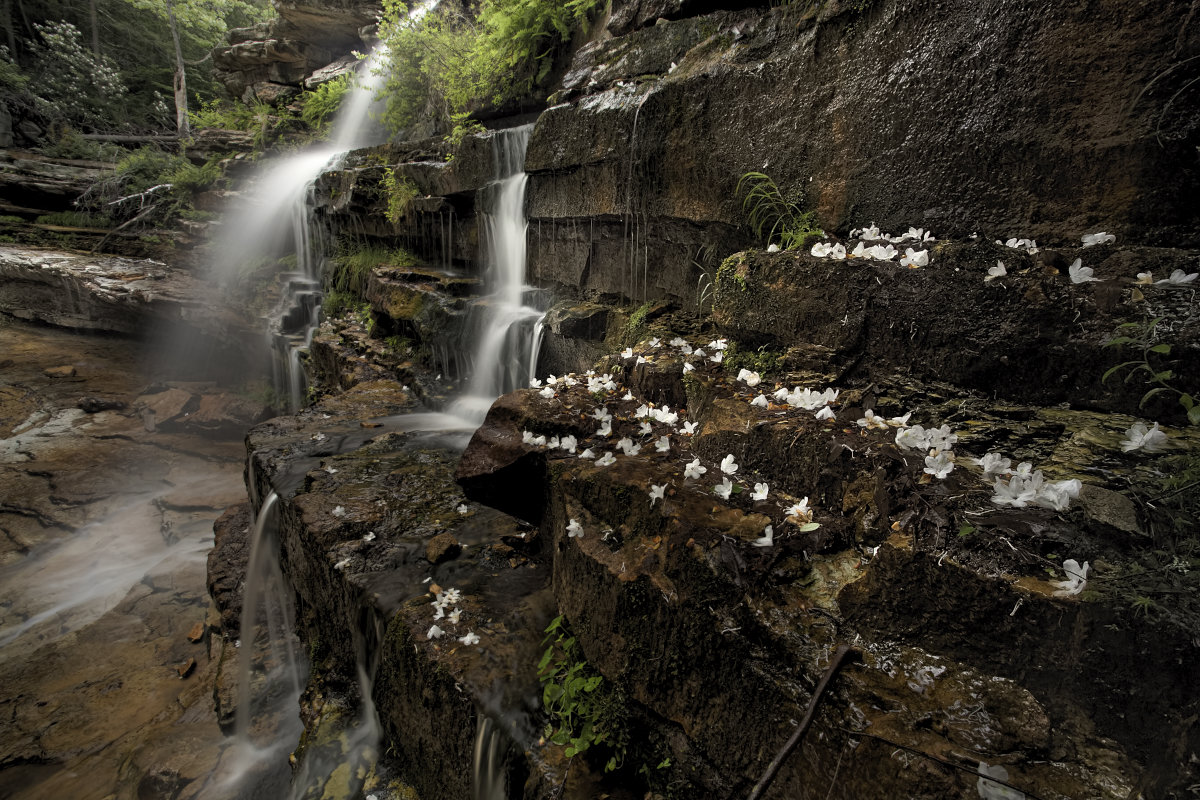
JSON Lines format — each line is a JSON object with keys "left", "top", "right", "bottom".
{"left": 1103, "top": 316, "right": 1199, "bottom": 425}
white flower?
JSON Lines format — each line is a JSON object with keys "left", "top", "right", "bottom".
{"left": 648, "top": 337, "right": 661, "bottom": 347}
{"left": 1135, "top": 271, "right": 1154, "bottom": 285}
{"left": 1156, "top": 268, "right": 1198, "bottom": 286}
{"left": 751, "top": 524, "right": 774, "bottom": 548}
{"left": 887, "top": 412, "right": 911, "bottom": 427}
{"left": 448, "top": 608, "right": 462, "bottom": 625}
{"left": 788, "top": 388, "right": 827, "bottom": 410}
{"left": 638, "top": 421, "right": 654, "bottom": 436}
{"left": 750, "top": 394, "right": 769, "bottom": 408}
{"left": 531, "top": 435, "right": 547, "bottom": 447}
{"left": 828, "top": 243, "right": 847, "bottom": 259}
{"left": 649, "top": 484, "right": 666, "bottom": 507}
{"left": 621, "top": 347, "right": 634, "bottom": 359}
{"left": 973, "top": 452, "right": 1011, "bottom": 477}
{"left": 991, "top": 475, "right": 1037, "bottom": 508}
{"left": 709, "top": 351, "right": 724, "bottom": 363}
{"left": 334, "top": 557, "right": 351, "bottom": 570}
{"left": 457, "top": 504, "right": 470, "bottom": 514}
{"left": 547, "top": 436, "right": 560, "bottom": 449}
{"left": 895, "top": 425, "right": 930, "bottom": 450}
{"left": 427, "top": 624, "right": 445, "bottom": 639}
{"left": 623, "top": 391, "right": 635, "bottom": 400}
{"left": 811, "top": 241, "right": 834, "bottom": 258}
{"left": 578, "top": 448, "right": 595, "bottom": 459}
{"left": 856, "top": 410, "right": 889, "bottom": 430}
{"left": 709, "top": 338, "right": 728, "bottom": 350}
{"left": 681, "top": 421, "right": 698, "bottom": 435}
{"left": 591, "top": 407, "right": 612, "bottom": 422}
{"left": 869, "top": 244, "right": 898, "bottom": 261}
{"left": 851, "top": 241, "right": 871, "bottom": 259}
{"left": 1051, "top": 559, "right": 1090, "bottom": 597}
{"left": 900, "top": 248, "right": 929, "bottom": 268}
{"left": 596, "top": 420, "right": 612, "bottom": 437}
{"left": 1034, "top": 478, "right": 1081, "bottom": 511}
{"left": 693, "top": 348, "right": 706, "bottom": 358}
{"left": 617, "top": 437, "right": 635, "bottom": 454}
{"left": 539, "top": 386, "right": 556, "bottom": 399}
{"left": 684, "top": 458, "right": 707, "bottom": 480}
{"left": 822, "top": 388, "right": 840, "bottom": 404}
{"left": 441, "top": 587, "right": 462, "bottom": 604}
{"left": 713, "top": 478, "right": 734, "bottom": 500}
{"left": 737, "top": 369, "right": 762, "bottom": 386}
{"left": 567, "top": 519, "right": 584, "bottom": 537}
{"left": 927, "top": 425, "right": 958, "bottom": 451}
{"left": 751, "top": 482, "right": 769, "bottom": 501}
{"left": 363, "top": 532, "right": 376, "bottom": 542}
{"left": 655, "top": 436, "right": 671, "bottom": 452}
{"left": 1081, "top": 232, "right": 1115, "bottom": 247}
{"left": 815, "top": 405, "right": 835, "bottom": 420}
{"left": 985, "top": 261, "right": 1007, "bottom": 282}
{"left": 858, "top": 223, "right": 882, "bottom": 241}
{"left": 923, "top": 450, "right": 955, "bottom": 479}
{"left": 560, "top": 435, "right": 578, "bottom": 453}
{"left": 1012, "top": 461, "right": 1034, "bottom": 479}
{"left": 595, "top": 451, "right": 616, "bottom": 466}
{"left": 682, "top": 362, "right": 695, "bottom": 373}
{"left": 332, "top": 505, "right": 346, "bottom": 517}
{"left": 786, "top": 498, "right": 813, "bottom": 523}
{"left": 767, "top": 243, "right": 780, "bottom": 253}
{"left": 720, "top": 454, "right": 739, "bottom": 475}
{"left": 529, "top": 378, "right": 543, "bottom": 388}
{"left": 636, "top": 355, "right": 647, "bottom": 365}
{"left": 459, "top": 631, "right": 480, "bottom": 646}
{"left": 1068, "top": 258, "right": 1101, "bottom": 283}
{"left": 774, "top": 386, "right": 791, "bottom": 402}
{"left": 1121, "top": 421, "right": 1168, "bottom": 453}
{"left": 669, "top": 337, "right": 688, "bottom": 348}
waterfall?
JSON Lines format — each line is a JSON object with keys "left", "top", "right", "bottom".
{"left": 471, "top": 716, "right": 507, "bottom": 800}
{"left": 449, "top": 125, "right": 546, "bottom": 424}
{"left": 211, "top": 47, "right": 391, "bottom": 412}
{"left": 221, "top": 490, "right": 307, "bottom": 797}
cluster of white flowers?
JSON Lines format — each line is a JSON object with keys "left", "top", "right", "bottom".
{"left": 427, "top": 586, "right": 480, "bottom": 646}
{"left": 849, "top": 224, "right": 937, "bottom": 246}
{"left": 971, "top": 453, "right": 1082, "bottom": 511}
{"left": 810, "top": 236, "right": 931, "bottom": 268}
{"left": 998, "top": 237, "right": 1039, "bottom": 254}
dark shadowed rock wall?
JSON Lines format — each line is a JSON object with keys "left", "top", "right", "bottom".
{"left": 523, "top": 0, "right": 1199, "bottom": 305}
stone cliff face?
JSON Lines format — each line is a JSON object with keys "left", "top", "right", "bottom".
{"left": 202, "top": 1, "right": 1200, "bottom": 798}
{"left": 213, "top": 0, "right": 382, "bottom": 104}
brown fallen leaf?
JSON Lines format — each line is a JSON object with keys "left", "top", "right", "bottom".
{"left": 187, "top": 622, "right": 205, "bottom": 643}
{"left": 177, "top": 657, "right": 195, "bottom": 679}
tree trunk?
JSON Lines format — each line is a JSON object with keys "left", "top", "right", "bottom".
{"left": 88, "top": 0, "right": 100, "bottom": 55}
{"left": 164, "top": 0, "right": 189, "bottom": 138}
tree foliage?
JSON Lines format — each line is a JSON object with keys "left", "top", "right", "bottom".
{"left": 376, "top": 0, "right": 604, "bottom": 136}
{"left": 2, "top": 0, "right": 271, "bottom": 134}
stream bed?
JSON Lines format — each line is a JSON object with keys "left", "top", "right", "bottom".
{"left": 0, "top": 316, "right": 247, "bottom": 800}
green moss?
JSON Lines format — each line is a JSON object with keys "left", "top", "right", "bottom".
{"left": 723, "top": 342, "right": 782, "bottom": 376}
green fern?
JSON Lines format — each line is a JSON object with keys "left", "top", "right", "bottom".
{"left": 736, "top": 171, "right": 821, "bottom": 250}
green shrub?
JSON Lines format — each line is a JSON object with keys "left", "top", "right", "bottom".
{"left": 377, "top": 0, "right": 604, "bottom": 135}
{"left": 35, "top": 210, "right": 114, "bottom": 228}
{"left": 737, "top": 171, "right": 821, "bottom": 250}
{"left": 382, "top": 167, "right": 419, "bottom": 224}
{"left": 301, "top": 73, "right": 352, "bottom": 134}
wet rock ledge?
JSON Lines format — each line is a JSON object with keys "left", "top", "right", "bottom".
{"left": 211, "top": 265, "right": 1199, "bottom": 797}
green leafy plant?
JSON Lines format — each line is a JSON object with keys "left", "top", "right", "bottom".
{"left": 1103, "top": 316, "right": 1199, "bottom": 425}
{"left": 301, "top": 74, "right": 352, "bottom": 134}
{"left": 376, "top": 0, "right": 604, "bottom": 136}
{"left": 381, "top": 167, "right": 420, "bottom": 225}
{"left": 736, "top": 171, "right": 821, "bottom": 250}
{"left": 538, "top": 614, "right": 629, "bottom": 771}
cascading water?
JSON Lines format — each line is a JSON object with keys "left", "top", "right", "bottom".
{"left": 449, "top": 125, "right": 546, "bottom": 423}
{"left": 212, "top": 46, "right": 391, "bottom": 412}
{"left": 220, "top": 490, "right": 307, "bottom": 796}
